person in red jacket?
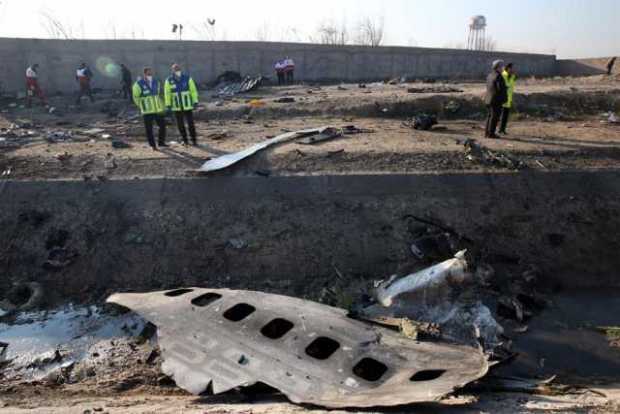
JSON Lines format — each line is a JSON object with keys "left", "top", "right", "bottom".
{"left": 25, "top": 64, "right": 47, "bottom": 107}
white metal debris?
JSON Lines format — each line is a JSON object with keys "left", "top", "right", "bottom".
{"left": 199, "top": 127, "right": 328, "bottom": 173}
{"left": 375, "top": 250, "right": 469, "bottom": 307}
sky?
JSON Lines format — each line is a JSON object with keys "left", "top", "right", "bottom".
{"left": 0, "top": 0, "right": 618, "bottom": 58}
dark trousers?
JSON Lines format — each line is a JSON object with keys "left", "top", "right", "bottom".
{"left": 500, "top": 107, "right": 511, "bottom": 133}
{"left": 76, "top": 84, "right": 95, "bottom": 104}
{"left": 143, "top": 113, "right": 166, "bottom": 148}
{"left": 485, "top": 104, "right": 502, "bottom": 137}
{"left": 277, "top": 72, "right": 285, "bottom": 86}
{"left": 122, "top": 83, "right": 132, "bottom": 101}
{"left": 174, "top": 110, "right": 197, "bottom": 144}
{"left": 286, "top": 71, "right": 294, "bottom": 84}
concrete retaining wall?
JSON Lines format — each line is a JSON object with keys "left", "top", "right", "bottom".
{"left": 1, "top": 172, "right": 619, "bottom": 303}
{"left": 556, "top": 57, "right": 619, "bottom": 77}
{"left": 0, "top": 38, "right": 557, "bottom": 94}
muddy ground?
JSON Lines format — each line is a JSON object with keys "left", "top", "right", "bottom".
{"left": 1, "top": 75, "right": 619, "bottom": 180}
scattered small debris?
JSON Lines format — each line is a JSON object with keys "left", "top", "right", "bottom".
{"left": 83, "top": 128, "right": 105, "bottom": 137}
{"left": 111, "top": 140, "right": 132, "bottom": 149}
{"left": 342, "top": 125, "right": 375, "bottom": 134}
{"left": 274, "top": 97, "right": 295, "bottom": 103}
{"left": 464, "top": 139, "right": 525, "bottom": 170}
{"left": 476, "top": 375, "right": 560, "bottom": 395}
{"left": 46, "top": 130, "right": 73, "bottom": 143}
{"left": 56, "top": 152, "right": 73, "bottom": 163}
{"left": 407, "top": 86, "right": 463, "bottom": 94}
{"left": 254, "top": 169, "right": 271, "bottom": 177}
{"left": 445, "top": 100, "right": 462, "bottom": 113}
{"left": 497, "top": 297, "right": 527, "bottom": 322}
{"left": 297, "top": 127, "right": 343, "bottom": 145}
{"left": 407, "top": 114, "right": 438, "bottom": 131}
{"left": 215, "top": 74, "right": 263, "bottom": 97}
{"left": 596, "top": 326, "right": 620, "bottom": 347}
{"left": 327, "top": 149, "right": 345, "bottom": 157}
{"left": 206, "top": 130, "right": 230, "bottom": 140}
{"left": 44, "top": 247, "right": 78, "bottom": 270}
{"left": 104, "top": 154, "right": 117, "bottom": 170}
{"left": 228, "top": 238, "right": 248, "bottom": 250}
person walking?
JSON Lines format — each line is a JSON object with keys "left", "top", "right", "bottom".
{"left": 164, "top": 63, "right": 199, "bottom": 146}
{"left": 499, "top": 63, "right": 517, "bottom": 135}
{"left": 133, "top": 67, "right": 167, "bottom": 150}
{"left": 120, "top": 64, "right": 133, "bottom": 102}
{"left": 75, "top": 62, "right": 95, "bottom": 104}
{"left": 484, "top": 60, "right": 508, "bottom": 139}
{"left": 25, "top": 64, "right": 47, "bottom": 107}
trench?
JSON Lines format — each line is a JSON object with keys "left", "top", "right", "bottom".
{"left": 1, "top": 170, "right": 619, "bottom": 298}
{"left": 1, "top": 170, "right": 620, "bottom": 380}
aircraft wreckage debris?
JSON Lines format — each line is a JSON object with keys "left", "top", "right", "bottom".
{"left": 199, "top": 127, "right": 328, "bottom": 173}
{"left": 107, "top": 288, "right": 489, "bottom": 408}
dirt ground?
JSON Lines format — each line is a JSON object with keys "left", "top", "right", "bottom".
{"left": 2, "top": 75, "right": 620, "bottom": 413}
{"left": 1, "top": 75, "right": 619, "bottom": 180}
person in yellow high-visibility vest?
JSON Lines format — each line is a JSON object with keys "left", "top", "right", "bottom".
{"left": 164, "top": 63, "right": 199, "bottom": 146}
{"left": 133, "top": 67, "right": 167, "bottom": 150}
{"left": 499, "top": 63, "right": 517, "bottom": 135}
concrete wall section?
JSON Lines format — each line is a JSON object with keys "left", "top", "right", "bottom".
{"left": 556, "top": 57, "right": 619, "bottom": 77}
{"left": 0, "top": 38, "right": 557, "bottom": 93}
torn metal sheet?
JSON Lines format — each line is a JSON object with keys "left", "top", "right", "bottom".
{"left": 199, "top": 127, "right": 327, "bottom": 173}
{"left": 297, "top": 127, "right": 343, "bottom": 145}
{"left": 107, "top": 288, "right": 489, "bottom": 408}
{"left": 375, "top": 250, "right": 469, "bottom": 307}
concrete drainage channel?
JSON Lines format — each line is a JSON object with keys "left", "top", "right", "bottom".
{"left": 1, "top": 171, "right": 620, "bottom": 408}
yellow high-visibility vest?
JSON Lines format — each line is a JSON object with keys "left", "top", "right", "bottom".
{"left": 502, "top": 71, "right": 517, "bottom": 109}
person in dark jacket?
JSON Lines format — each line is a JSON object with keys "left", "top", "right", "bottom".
{"left": 607, "top": 57, "right": 617, "bottom": 75}
{"left": 120, "top": 64, "right": 133, "bottom": 101}
{"left": 484, "top": 60, "right": 508, "bottom": 139}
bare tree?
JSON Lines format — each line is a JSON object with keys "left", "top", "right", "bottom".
{"left": 192, "top": 18, "right": 220, "bottom": 41}
{"left": 105, "top": 20, "right": 118, "bottom": 40}
{"left": 481, "top": 37, "right": 497, "bottom": 52}
{"left": 354, "top": 16, "right": 385, "bottom": 47}
{"left": 443, "top": 41, "right": 466, "bottom": 49}
{"left": 39, "top": 10, "right": 75, "bottom": 39}
{"left": 254, "top": 21, "right": 272, "bottom": 42}
{"left": 313, "top": 19, "right": 349, "bottom": 45}
{"left": 280, "top": 26, "right": 303, "bottom": 43}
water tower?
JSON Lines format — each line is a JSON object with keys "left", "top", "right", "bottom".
{"left": 467, "top": 15, "right": 487, "bottom": 50}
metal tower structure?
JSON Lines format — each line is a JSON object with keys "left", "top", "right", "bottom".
{"left": 467, "top": 15, "right": 487, "bottom": 50}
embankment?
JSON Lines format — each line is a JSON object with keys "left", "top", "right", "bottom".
{"left": 1, "top": 171, "right": 619, "bottom": 305}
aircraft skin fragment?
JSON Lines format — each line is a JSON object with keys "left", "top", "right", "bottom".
{"left": 107, "top": 288, "right": 489, "bottom": 408}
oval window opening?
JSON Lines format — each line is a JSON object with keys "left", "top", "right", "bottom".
{"left": 223, "top": 303, "right": 256, "bottom": 322}
{"left": 165, "top": 289, "right": 194, "bottom": 297}
{"left": 410, "top": 370, "right": 446, "bottom": 382}
{"left": 353, "top": 358, "right": 388, "bottom": 382}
